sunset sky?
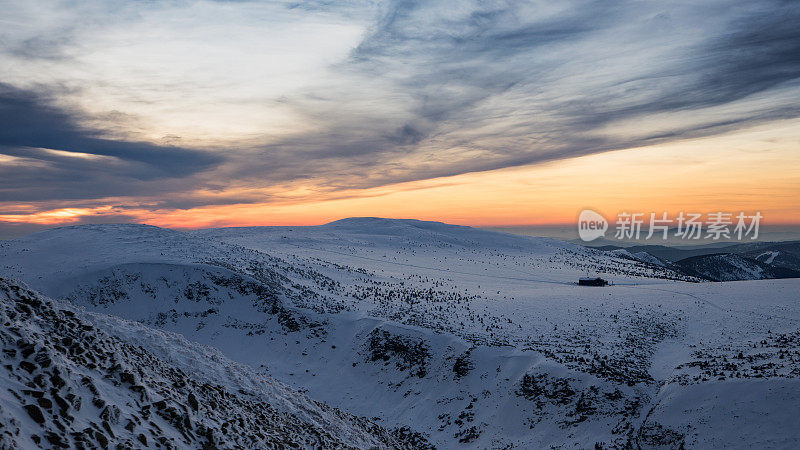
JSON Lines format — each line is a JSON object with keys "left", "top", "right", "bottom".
{"left": 1, "top": 0, "right": 799, "bottom": 238}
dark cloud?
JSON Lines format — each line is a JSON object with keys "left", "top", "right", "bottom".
{"left": 0, "top": 83, "right": 223, "bottom": 202}
{"left": 2, "top": 0, "right": 800, "bottom": 211}
{"left": 0, "top": 84, "right": 221, "bottom": 175}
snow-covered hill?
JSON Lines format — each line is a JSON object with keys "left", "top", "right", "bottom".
{"left": 1, "top": 219, "right": 799, "bottom": 448}
{"left": 0, "top": 277, "right": 410, "bottom": 449}
{"left": 607, "top": 248, "right": 673, "bottom": 268}
{"left": 675, "top": 253, "right": 800, "bottom": 281}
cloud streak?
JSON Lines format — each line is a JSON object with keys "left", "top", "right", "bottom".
{"left": 237, "top": 0, "right": 800, "bottom": 189}
{"left": 1, "top": 0, "right": 799, "bottom": 216}
{"left": 0, "top": 83, "right": 222, "bottom": 202}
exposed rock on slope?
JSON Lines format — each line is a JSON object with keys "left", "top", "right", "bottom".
{"left": 0, "top": 278, "right": 407, "bottom": 449}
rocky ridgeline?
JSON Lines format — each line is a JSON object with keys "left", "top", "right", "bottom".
{"left": 0, "top": 278, "right": 410, "bottom": 449}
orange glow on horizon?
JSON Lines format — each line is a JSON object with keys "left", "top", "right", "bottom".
{"left": 0, "top": 207, "right": 117, "bottom": 225}
{"left": 2, "top": 120, "right": 799, "bottom": 231}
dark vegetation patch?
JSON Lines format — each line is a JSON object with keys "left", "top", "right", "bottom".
{"left": 366, "top": 329, "right": 430, "bottom": 378}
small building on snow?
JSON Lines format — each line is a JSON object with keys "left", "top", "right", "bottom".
{"left": 578, "top": 277, "right": 608, "bottom": 287}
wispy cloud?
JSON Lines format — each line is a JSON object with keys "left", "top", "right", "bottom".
{"left": 1, "top": 0, "right": 799, "bottom": 216}
{"left": 236, "top": 0, "right": 800, "bottom": 189}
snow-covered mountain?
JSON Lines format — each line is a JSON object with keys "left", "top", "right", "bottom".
{"left": 737, "top": 241, "right": 800, "bottom": 273}
{"left": 1, "top": 219, "right": 799, "bottom": 448}
{"left": 674, "top": 253, "right": 800, "bottom": 281}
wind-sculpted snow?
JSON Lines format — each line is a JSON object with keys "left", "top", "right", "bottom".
{"left": 2, "top": 220, "right": 800, "bottom": 448}
{"left": 0, "top": 278, "right": 412, "bottom": 449}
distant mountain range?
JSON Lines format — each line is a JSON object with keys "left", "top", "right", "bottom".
{"left": 595, "top": 241, "right": 800, "bottom": 281}
{"left": 673, "top": 253, "right": 800, "bottom": 282}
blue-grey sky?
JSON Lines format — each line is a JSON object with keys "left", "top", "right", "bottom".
{"left": 1, "top": 0, "right": 799, "bottom": 233}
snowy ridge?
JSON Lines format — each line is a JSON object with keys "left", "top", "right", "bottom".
{"left": 0, "top": 278, "right": 412, "bottom": 449}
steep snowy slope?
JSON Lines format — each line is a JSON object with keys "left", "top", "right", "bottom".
{"left": 0, "top": 277, "right": 410, "bottom": 449}
{"left": 2, "top": 221, "right": 800, "bottom": 448}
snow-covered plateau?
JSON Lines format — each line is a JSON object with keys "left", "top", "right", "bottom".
{"left": 1, "top": 218, "right": 798, "bottom": 448}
